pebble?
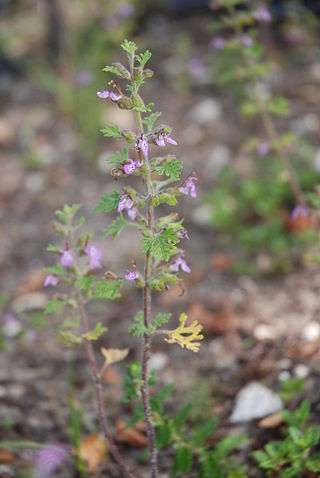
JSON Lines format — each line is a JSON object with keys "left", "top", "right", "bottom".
{"left": 12, "top": 292, "right": 47, "bottom": 313}
{"left": 254, "top": 323, "right": 277, "bottom": 341}
{"left": 294, "top": 364, "right": 309, "bottom": 379}
{"left": 24, "top": 173, "right": 45, "bottom": 193}
{"left": 204, "top": 145, "right": 231, "bottom": 178}
{"left": 302, "top": 321, "right": 320, "bottom": 342}
{"left": 191, "top": 204, "right": 212, "bottom": 226}
{"left": 149, "top": 352, "right": 168, "bottom": 371}
{"left": 230, "top": 382, "right": 283, "bottom": 423}
{"left": 187, "top": 98, "right": 221, "bottom": 124}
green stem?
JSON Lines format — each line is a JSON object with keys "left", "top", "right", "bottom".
{"left": 131, "top": 57, "right": 159, "bottom": 478}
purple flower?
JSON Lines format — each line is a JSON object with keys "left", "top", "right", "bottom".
{"left": 125, "top": 269, "right": 139, "bottom": 281}
{"left": 85, "top": 244, "right": 103, "bottom": 270}
{"left": 241, "top": 35, "right": 254, "bottom": 47}
{"left": 33, "top": 444, "right": 69, "bottom": 478}
{"left": 127, "top": 206, "right": 137, "bottom": 221}
{"left": 44, "top": 274, "right": 59, "bottom": 288}
{"left": 156, "top": 133, "right": 178, "bottom": 147}
{"left": 179, "top": 174, "right": 197, "bottom": 198}
{"left": 3, "top": 313, "right": 21, "bottom": 338}
{"left": 188, "top": 58, "right": 205, "bottom": 76}
{"left": 138, "top": 135, "right": 148, "bottom": 158}
{"left": 210, "top": 37, "right": 225, "bottom": 50}
{"left": 124, "top": 159, "right": 139, "bottom": 175}
{"left": 97, "top": 90, "right": 110, "bottom": 99}
{"left": 253, "top": 6, "right": 272, "bottom": 22}
{"left": 256, "top": 142, "right": 270, "bottom": 157}
{"left": 60, "top": 250, "right": 74, "bottom": 268}
{"left": 116, "top": 3, "right": 135, "bottom": 19}
{"left": 292, "top": 205, "right": 309, "bottom": 221}
{"left": 177, "top": 228, "right": 189, "bottom": 240}
{"left": 170, "top": 256, "right": 191, "bottom": 273}
{"left": 75, "top": 70, "right": 93, "bottom": 87}
{"left": 117, "top": 194, "right": 133, "bottom": 213}
{"left": 96, "top": 90, "right": 121, "bottom": 101}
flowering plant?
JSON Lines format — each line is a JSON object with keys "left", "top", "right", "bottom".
{"left": 45, "top": 39, "right": 203, "bottom": 477}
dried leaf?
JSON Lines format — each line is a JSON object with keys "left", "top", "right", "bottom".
{"left": 101, "top": 347, "right": 129, "bottom": 367}
{"left": 0, "top": 449, "right": 14, "bottom": 464}
{"left": 114, "top": 420, "right": 147, "bottom": 448}
{"left": 78, "top": 433, "right": 108, "bottom": 471}
{"left": 258, "top": 412, "right": 283, "bottom": 428}
{"left": 165, "top": 313, "right": 204, "bottom": 352}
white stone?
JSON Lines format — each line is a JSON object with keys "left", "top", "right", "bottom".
{"left": 12, "top": 293, "right": 47, "bottom": 313}
{"left": 187, "top": 98, "right": 221, "bottom": 124}
{"left": 254, "top": 324, "right": 276, "bottom": 341}
{"left": 191, "top": 204, "right": 212, "bottom": 226}
{"left": 205, "top": 145, "right": 231, "bottom": 178}
{"left": 279, "top": 371, "right": 291, "bottom": 381}
{"left": 24, "top": 173, "right": 45, "bottom": 193}
{"left": 302, "top": 321, "right": 320, "bottom": 342}
{"left": 294, "top": 364, "right": 309, "bottom": 379}
{"left": 149, "top": 352, "right": 168, "bottom": 371}
{"left": 229, "top": 382, "right": 283, "bottom": 423}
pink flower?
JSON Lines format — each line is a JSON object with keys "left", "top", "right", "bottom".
{"left": 241, "top": 35, "right": 254, "bottom": 47}
{"left": 256, "top": 142, "right": 270, "bottom": 157}
{"left": 292, "top": 205, "right": 308, "bottom": 221}
{"left": 138, "top": 135, "right": 148, "bottom": 158}
{"left": 33, "top": 444, "right": 69, "bottom": 478}
{"left": 117, "top": 194, "right": 133, "bottom": 213}
{"left": 60, "top": 250, "right": 74, "bottom": 268}
{"left": 156, "top": 133, "right": 178, "bottom": 147}
{"left": 96, "top": 90, "right": 121, "bottom": 101}
{"left": 177, "top": 228, "right": 189, "bottom": 240}
{"left": 85, "top": 244, "right": 103, "bottom": 270}
{"left": 170, "top": 256, "right": 191, "bottom": 273}
{"left": 253, "top": 6, "right": 272, "bottom": 22}
{"left": 125, "top": 269, "right": 139, "bottom": 281}
{"left": 124, "top": 159, "right": 141, "bottom": 175}
{"left": 127, "top": 207, "right": 137, "bottom": 221}
{"left": 44, "top": 274, "right": 59, "bottom": 288}
{"left": 179, "top": 174, "right": 197, "bottom": 198}
{"left": 210, "top": 37, "right": 225, "bottom": 50}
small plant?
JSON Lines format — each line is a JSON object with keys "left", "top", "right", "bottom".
{"left": 207, "top": 1, "right": 318, "bottom": 269}
{"left": 44, "top": 40, "right": 204, "bottom": 477}
{"left": 253, "top": 400, "right": 320, "bottom": 477}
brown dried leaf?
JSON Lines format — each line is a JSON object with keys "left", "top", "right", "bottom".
{"left": 78, "top": 433, "right": 108, "bottom": 471}
{"left": 114, "top": 420, "right": 148, "bottom": 448}
{"left": 258, "top": 412, "right": 283, "bottom": 429}
{"left": 0, "top": 449, "right": 14, "bottom": 464}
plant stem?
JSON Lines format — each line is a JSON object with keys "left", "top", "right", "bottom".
{"left": 77, "top": 291, "right": 134, "bottom": 478}
{"left": 131, "top": 65, "right": 159, "bottom": 475}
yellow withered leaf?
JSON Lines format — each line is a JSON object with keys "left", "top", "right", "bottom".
{"left": 165, "top": 313, "right": 204, "bottom": 352}
{"left": 101, "top": 347, "right": 129, "bottom": 367}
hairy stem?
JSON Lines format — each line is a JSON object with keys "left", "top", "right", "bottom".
{"left": 77, "top": 292, "right": 134, "bottom": 478}
{"left": 131, "top": 64, "right": 159, "bottom": 476}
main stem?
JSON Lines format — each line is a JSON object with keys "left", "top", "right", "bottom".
{"left": 132, "top": 70, "right": 158, "bottom": 476}
{"left": 77, "top": 292, "right": 134, "bottom": 478}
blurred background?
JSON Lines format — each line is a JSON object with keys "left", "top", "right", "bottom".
{"left": 1, "top": 0, "right": 320, "bottom": 476}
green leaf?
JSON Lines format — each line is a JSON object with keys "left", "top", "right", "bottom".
{"left": 44, "top": 263, "right": 65, "bottom": 276}
{"left": 103, "top": 213, "right": 134, "bottom": 240}
{"left": 58, "top": 330, "right": 83, "bottom": 346}
{"left": 136, "top": 50, "right": 152, "bottom": 69}
{"left": 101, "top": 124, "right": 122, "bottom": 138}
{"left": 55, "top": 204, "right": 82, "bottom": 223}
{"left": 103, "top": 63, "right": 130, "bottom": 79}
{"left": 94, "top": 191, "right": 120, "bottom": 213}
{"left": 143, "top": 112, "right": 161, "bottom": 131}
{"left": 128, "top": 311, "right": 150, "bottom": 337}
{"left": 267, "top": 97, "right": 290, "bottom": 117}
{"left": 74, "top": 276, "right": 95, "bottom": 291}
{"left": 82, "top": 322, "right": 108, "bottom": 341}
{"left": 106, "top": 147, "right": 129, "bottom": 165}
{"left": 121, "top": 39, "right": 137, "bottom": 56}
{"left": 288, "top": 427, "right": 303, "bottom": 444}
{"left": 153, "top": 313, "right": 172, "bottom": 328}
{"left": 44, "top": 299, "right": 66, "bottom": 315}
{"left": 174, "top": 402, "right": 193, "bottom": 426}
{"left": 172, "top": 447, "right": 193, "bottom": 474}
{"left": 94, "top": 280, "right": 122, "bottom": 300}
{"left": 46, "top": 243, "right": 60, "bottom": 253}
{"left": 192, "top": 418, "right": 218, "bottom": 445}
{"left": 142, "top": 228, "right": 180, "bottom": 262}
{"left": 306, "top": 453, "right": 320, "bottom": 472}
{"left": 214, "top": 435, "right": 247, "bottom": 456}
{"left": 155, "top": 160, "right": 182, "bottom": 180}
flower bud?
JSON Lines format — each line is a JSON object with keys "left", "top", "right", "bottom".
{"left": 122, "top": 129, "right": 136, "bottom": 143}
{"left": 143, "top": 69, "right": 154, "bottom": 79}
{"left": 133, "top": 67, "right": 143, "bottom": 82}
{"left": 132, "top": 93, "right": 146, "bottom": 110}
{"left": 112, "top": 62, "right": 131, "bottom": 80}
{"left": 118, "top": 96, "right": 133, "bottom": 110}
